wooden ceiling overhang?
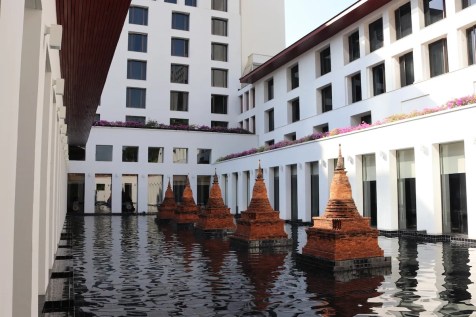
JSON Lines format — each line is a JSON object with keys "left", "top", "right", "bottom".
{"left": 240, "top": 0, "right": 392, "bottom": 85}
{"left": 56, "top": 0, "right": 131, "bottom": 145}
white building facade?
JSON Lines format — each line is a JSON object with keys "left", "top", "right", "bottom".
{"left": 69, "top": 0, "right": 476, "bottom": 240}
{"left": 68, "top": 0, "right": 285, "bottom": 213}
{"left": 222, "top": 0, "right": 476, "bottom": 238}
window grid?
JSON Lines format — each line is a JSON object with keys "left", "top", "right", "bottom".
{"left": 429, "top": 38, "right": 448, "bottom": 77}
{"left": 128, "top": 33, "right": 147, "bottom": 52}
{"left": 321, "top": 85, "right": 332, "bottom": 113}
{"left": 170, "top": 91, "right": 189, "bottom": 111}
{"left": 211, "top": 68, "right": 228, "bottom": 87}
{"left": 424, "top": 0, "right": 445, "bottom": 26}
{"left": 320, "top": 47, "right": 331, "bottom": 75}
{"left": 129, "top": 6, "right": 148, "bottom": 25}
{"left": 212, "top": 18, "right": 228, "bottom": 36}
{"left": 348, "top": 30, "right": 360, "bottom": 62}
{"left": 126, "top": 87, "right": 146, "bottom": 108}
{"left": 171, "top": 38, "right": 189, "bottom": 57}
{"left": 399, "top": 52, "right": 414, "bottom": 87}
{"left": 372, "top": 63, "right": 386, "bottom": 96}
{"left": 211, "top": 0, "right": 227, "bottom": 11}
{"left": 369, "top": 18, "right": 384, "bottom": 52}
{"left": 172, "top": 12, "right": 190, "bottom": 31}
{"left": 350, "top": 73, "right": 362, "bottom": 103}
{"left": 127, "top": 60, "right": 147, "bottom": 80}
{"left": 395, "top": 2, "right": 412, "bottom": 40}
{"left": 211, "top": 94, "right": 228, "bottom": 114}
{"left": 170, "top": 64, "right": 189, "bottom": 84}
{"left": 211, "top": 43, "right": 228, "bottom": 61}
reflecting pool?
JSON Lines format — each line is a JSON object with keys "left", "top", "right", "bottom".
{"left": 71, "top": 216, "right": 476, "bottom": 316}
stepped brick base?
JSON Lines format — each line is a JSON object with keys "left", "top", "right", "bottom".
{"left": 297, "top": 252, "right": 391, "bottom": 273}
{"left": 229, "top": 235, "right": 292, "bottom": 253}
{"left": 196, "top": 213, "right": 236, "bottom": 232}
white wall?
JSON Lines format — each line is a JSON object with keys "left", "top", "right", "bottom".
{"left": 237, "top": 0, "right": 476, "bottom": 145}
{"left": 69, "top": 127, "right": 258, "bottom": 213}
{"left": 0, "top": 0, "right": 69, "bottom": 315}
{"left": 216, "top": 104, "right": 476, "bottom": 239}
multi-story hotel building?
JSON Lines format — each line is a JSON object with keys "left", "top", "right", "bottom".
{"left": 68, "top": 0, "right": 285, "bottom": 214}
{"left": 69, "top": 0, "right": 476, "bottom": 241}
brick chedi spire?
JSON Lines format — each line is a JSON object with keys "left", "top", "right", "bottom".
{"left": 173, "top": 176, "right": 199, "bottom": 227}
{"left": 300, "top": 145, "right": 390, "bottom": 272}
{"left": 230, "top": 161, "right": 291, "bottom": 250}
{"left": 196, "top": 171, "right": 236, "bottom": 234}
{"left": 156, "top": 179, "right": 176, "bottom": 222}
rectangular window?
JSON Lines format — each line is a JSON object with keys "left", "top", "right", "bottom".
{"left": 350, "top": 73, "right": 362, "bottom": 103}
{"left": 290, "top": 64, "right": 299, "bottom": 90}
{"left": 429, "top": 38, "right": 448, "bottom": 77}
{"left": 440, "top": 142, "right": 467, "bottom": 234}
{"left": 321, "top": 85, "right": 332, "bottom": 112}
{"left": 94, "top": 114, "right": 100, "bottom": 122}
{"left": 211, "top": 121, "right": 228, "bottom": 128}
{"left": 285, "top": 132, "right": 296, "bottom": 141}
{"left": 173, "top": 148, "right": 188, "bottom": 163}
{"left": 96, "top": 145, "right": 113, "bottom": 161}
{"left": 212, "top": 0, "right": 227, "bottom": 11}
{"left": 397, "top": 149, "right": 417, "bottom": 230}
{"left": 314, "top": 123, "right": 329, "bottom": 133}
{"left": 129, "top": 6, "right": 148, "bottom": 25}
{"left": 122, "top": 146, "right": 139, "bottom": 162}
{"left": 362, "top": 154, "right": 377, "bottom": 227}
{"left": 126, "top": 87, "right": 146, "bottom": 108}
{"left": 211, "top": 94, "right": 227, "bottom": 114}
{"left": 197, "top": 149, "right": 211, "bottom": 164}
{"left": 266, "top": 108, "right": 274, "bottom": 132}
{"left": 211, "top": 43, "right": 228, "bottom": 61}
{"left": 399, "top": 51, "right": 414, "bottom": 87}
{"left": 127, "top": 60, "right": 147, "bottom": 80}
{"left": 148, "top": 147, "right": 164, "bottom": 163}
{"left": 197, "top": 176, "right": 211, "bottom": 206}
{"left": 369, "top": 18, "right": 384, "bottom": 52}
{"left": 290, "top": 98, "right": 300, "bottom": 123}
{"left": 128, "top": 33, "right": 147, "bottom": 52}
{"left": 424, "top": 0, "right": 445, "bottom": 26}
{"left": 165, "top": 0, "right": 177, "bottom": 3}
{"left": 170, "top": 91, "right": 189, "bottom": 111}
{"left": 170, "top": 118, "right": 189, "bottom": 126}
{"left": 170, "top": 64, "right": 189, "bottom": 84}
{"left": 348, "top": 30, "right": 360, "bottom": 62}
{"left": 211, "top": 68, "right": 228, "bottom": 87}
{"left": 273, "top": 167, "right": 279, "bottom": 211}
{"left": 463, "top": 0, "right": 476, "bottom": 8}
{"left": 172, "top": 12, "right": 189, "bottom": 31}
{"left": 372, "top": 63, "right": 386, "bottom": 96}
{"left": 212, "top": 18, "right": 228, "bottom": 36}
{"left": 395, "top": 2, "right": 412, "bottom": 40}
{"left": 310, "top": 161, "right": 319, "bottom": 217}
{"left": 467, "top": 25, "right": 476, "bottom": 65}
{"left": 185, "top": 0, "right": 197, "bottom": 6}
{"left": 320, "top": 47, "right": 331, "bottom": 75}
{"left": 173, "top": 175, "right": 187, "bottom": 203}
{"left": 266, "top": 78, "right": 274, "bottom": 101}
{"left": 171, "top": 38, "right": 189, "bottom": 57}
{"left": 125, "top": 115, "right": 146, "bottom": 124}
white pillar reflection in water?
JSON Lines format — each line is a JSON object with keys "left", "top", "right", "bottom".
{"left": 414, "top": 243, "right": 446, "bottom": 313}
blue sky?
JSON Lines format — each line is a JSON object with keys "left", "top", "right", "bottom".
{"left": 285, "top": 0, "right": 357, "bottom": 46}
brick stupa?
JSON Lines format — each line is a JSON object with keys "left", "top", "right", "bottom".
{"left": 196, "top": 172, "right": 236, "bottom": 234}
{"left": 156, "top": 179, "right": 176, "bottom": 223}
{"left": 230, "top": 161, "right": 292, "bottom": 250}
{"left": 299, "top": 145, "right": 391, "bottom": 271}
{"left": 172, "top": 177, "right": 199, "bottom": 228}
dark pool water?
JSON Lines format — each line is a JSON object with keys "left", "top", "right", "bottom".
{"left": 71, "top": 216, "right": 476, "bottom": 316}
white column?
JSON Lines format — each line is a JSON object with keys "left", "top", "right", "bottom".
{"left": 376, "top": 150, "right": 399, "bottom": 230}
{"left": 415, "top": 144, "right": 442, "bottom": 234}
{"left": 464, "top": 137, "right": 476, "bottom": 239}
{"left": 279, "top": 165, "right": 290, "bottom": 220}
{"left": 0, "top": 1, "right": 25, "bottom": 315}
{"left": 138, "top": 174, "right": 148, "bottom": 213}
{"left": 297, "top": 162, "right": 310, "bottom": 222}
{"left": 318, "top": 159, "right": 330, "bottom": 216}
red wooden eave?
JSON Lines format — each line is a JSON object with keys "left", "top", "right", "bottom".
{"left": 240, "top": 0, "right": 392, "bottom": 84}
{"left": 56, "top": 0, "right": 131, "bottom": 145}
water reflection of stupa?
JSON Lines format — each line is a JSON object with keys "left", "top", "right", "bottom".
{"left": 156, "top": 179, "right": 176, "bottom": 223}
{"left": 306, "top": 270, "right": 385, "bottom": 316}
{"left": 230, "top": 161, "right": 291, "bottom": 251}
{"left": 172, "top": 176, "right": 199, "bottom": 228}
{"left": 236, "top": 251, "right": 286, "bottom": 311}
{"left": 300, "top": 145, "right": 391, "bottom": 272}
{"left": 196, "top": 172, "right": 236, "bottom": 235}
